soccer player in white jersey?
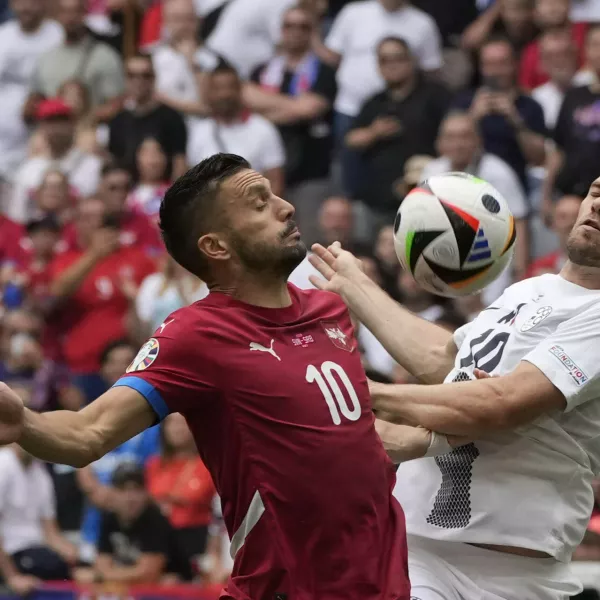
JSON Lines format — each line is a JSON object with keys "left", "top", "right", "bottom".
{"left": 308, "top": 180, "right": 600, "bottom": 599}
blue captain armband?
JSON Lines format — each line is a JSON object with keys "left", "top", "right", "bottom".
{"left": 113, "top": 377, "right": 170, "bottom": 422}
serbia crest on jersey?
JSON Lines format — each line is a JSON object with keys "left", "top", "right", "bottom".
{"left": 396, "top": 274, "right": 600, "bottom": 562}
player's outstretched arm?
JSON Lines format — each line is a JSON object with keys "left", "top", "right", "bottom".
{"left": 370, "top": 361, "right": 566, "bottom": 438}
{"left": 309, "top": 243, "right": 456, "bottom": 384}
{"left": 15, "top": 385, "right": 156, "bottom": 468}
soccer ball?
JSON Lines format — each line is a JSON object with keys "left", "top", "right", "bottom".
{"left": 393, "top": 172, "right": 516, "bottom": 297}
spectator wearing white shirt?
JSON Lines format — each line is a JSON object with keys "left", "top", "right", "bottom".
{"left": 152, "top": 0, "right": 223, "bottom": 120}
{"left": 10, "top": 99, "right": 102, "bottom": 224}
{"left": 0, "top": 446, "right": 78, "bottom": 583}
{"left": 0, "top": 0, "right": 62, "bottom": 201}
{"left": 206, "top": 0, "right": 297, "bottom": 78}
{"left": 531, "top": 29, "right": 579, "bottom": 129}
{"left": 187, "top": 65, "right": 285, "bottom": 196}
{"left": 421, "top": 110, "right": 530, "bottom": 282}
{"left": 321, "top": 0, "right": 443, "bottom": 197}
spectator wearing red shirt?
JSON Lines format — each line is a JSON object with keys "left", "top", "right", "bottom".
{"left": 18, "top": 217, "right": 62, "bottom": 310}
{"left": 146, "top": 413, "right": 216, "bottom": 564}
{"left": 519, "top": 0, "right": 587, "bottom": 90}
{"left": 0, "top": 215, "right": 26, "bottom": 268}
{"left": 49, "top": 197, "right": 156, "bottom": 402}
{"left": 527, "top": 194, "right": 582, "bottom": 277}
{"left": 61, "top": 164, "right": 163, "bottom": 257}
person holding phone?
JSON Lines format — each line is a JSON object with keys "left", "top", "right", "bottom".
{"left": 48, "top": 197, "right": 156, "bottom": 403}
{"left": 456, "top": 36, "right": 547, "bottom": 192}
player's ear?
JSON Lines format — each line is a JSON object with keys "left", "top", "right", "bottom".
{"left": 198, "top": 233, "right": 231, "bottom": 263}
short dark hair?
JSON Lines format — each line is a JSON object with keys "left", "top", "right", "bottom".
{"left": 100, "top": 338, "right": 134, "bottom": 367}
{"left": 112, "top": 462, "right": 145, "bottom": 489}
{"left": 210, "top": 63, "right": 240, "bottom": 80}
{"left": 377, "top": 36, "right": 411, "bottom": 55}
{"left": 101, "top": 160, "right": 131, "bottom": 179}
{"left": 159, "top": 153, "right": 251, "bottom": 280}
{"left": 479, "top": 35, "right": 516, "bottom": 58}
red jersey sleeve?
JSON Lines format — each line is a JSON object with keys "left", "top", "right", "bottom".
{"left": 112, "top": 310, "right": 219, "bottom": 421}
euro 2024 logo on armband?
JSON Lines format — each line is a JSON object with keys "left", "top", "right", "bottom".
{"left": 126, "top": 338, "right": 160, "bottom": 373}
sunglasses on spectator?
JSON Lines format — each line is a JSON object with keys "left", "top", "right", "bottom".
{"left": 107, "top": 182, "right": 130, "bottom": 191}
{"left": 283, "top": 21, "right": 312, "bottom": 31}
{"left": 127, "top": 70, "right": 154, "bottom": 80}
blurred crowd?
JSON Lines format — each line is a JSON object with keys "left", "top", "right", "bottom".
{"left": 1, "top": 0, "right": 600, "bottom": 595}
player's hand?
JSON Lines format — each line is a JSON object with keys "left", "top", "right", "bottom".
{"left": 0, "top": 383, "right": 25, "bottom": 446}
{"left": 89, "top": 228, "right": 120, "bottom": 259}
{"left": 308, "top": 242, "right": 367, "bottom": 296}
{"left": 470, "top": 89, "right": 493, "bottom": 121}
{"left": 7, "top": 573, "right": 40, "bottom": 596}
{"left": 473, "top": 368, "right": 496, "bottom": 379}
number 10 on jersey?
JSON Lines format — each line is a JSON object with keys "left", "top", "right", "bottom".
{"left": 306, "top": 361, "right": 361, "bottom": 425}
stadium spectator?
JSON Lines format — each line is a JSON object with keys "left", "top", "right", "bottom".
{"left": 455, "top": 36, "right": 546, "bottom": 190}
{"left": 31, "top": 170, "right": 74, "bottom": 224}
{"left": 75, "top": 462, "right": 185, "bottom": 585}
{"left": 0, "top": 0, "right": 62, "bottom": 206}
{"left": 346, "top": 37, "right": 450, "bottom": 230}
{"left": 109, "top": 54, "right": 188, "bottom": 180}
{"left": 25, "top": 0, "right": 124, "bottom": 117}
{"left": 127, "top": 138, "right": 171, "bottom": 223}
{"left": 206, "top": 0, "right": 297, "bottom": 78}
{"left": 147, "top": 413, "right": 215, "bottom": 565}
{"left": 542, "top": 25, "right": 600, "bottom": 219}
{"left": 519, "top": 0, "right": 587, "bottom": 91}
{"left": 187, "top": 65, "right": 286, "bottom": 195}
{"left": 373, "top": 223, "right": 403, "bottom": 301}
{"left": 246, "top": 5, "right": 336, "bottom": 243}
{"left": 10, "top": 98, "right": 103, "bottom": 224}
{"left": 77, "top": 340, "right": 160, "bottom": 562}
{"left": 531, "top": 28, "right": 579, "bottom": 128}
{"left": 0, "top": 214, "right": 27, "bottom": 268}
{"left": 11, "top": 216, "right": 62, "bottom": 312}
{"left": 421, "top": 111, "right": 530, "bottom": 278}
{"left": 324, "top": 0, "right": 443, "bottom": 197}
{"left": 151, "top": 0, "right": 222, "bottom": 119}
{"left": 57, "top": 79, "right": 104, "bottom": 156}
{"left": 461, "top": 0, "right": 538, "bottom": 54}
{"left": 0, "top": 445, "right": 78, "bottom": 582}
{"left": 48, "top": 197, "right": 156, "bottom": 402}
{"left": 135, "top": 256, "right": 208, "bottom": 339}
{"left": 60, "top": 163, "right": 163, "bottom": 256}
{"left": 0, "top": 304, "right": 82, "bottom": 412}
{"left": 527, "top": 194, "right": 582, "bottom": 276}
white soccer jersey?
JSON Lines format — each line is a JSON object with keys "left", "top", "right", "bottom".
{"left": 395, "top": 274, "right": 600, "bottom": 562}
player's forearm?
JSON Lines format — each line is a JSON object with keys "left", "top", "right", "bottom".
{"left": 375, "top": 419, "right": 430, "bottom": 463}
{"left": 20, "top": 408, "right": 101, "bottom": 468}
{"left": 0, "top": 547, "right": 19, "bottom": 580}
{"left": 372, "top": 379, "right": 509, "bottom": 437}
{"left": 340, "top": 275, "right": 455, "bottom": 384}
{"left": 50, "top": 251, "right": 100, "bottom": 299}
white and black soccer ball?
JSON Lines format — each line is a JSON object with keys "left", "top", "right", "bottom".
{"left": 393, "top": 172, "right": 516, "bottom": 297}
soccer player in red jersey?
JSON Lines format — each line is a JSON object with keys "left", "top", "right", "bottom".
{"left": 0, "top": 154, "right": 411, "bottom": 599}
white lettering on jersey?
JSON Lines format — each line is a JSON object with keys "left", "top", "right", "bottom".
{"left": 249, "top": 339, "right": 281, "bottom": 361}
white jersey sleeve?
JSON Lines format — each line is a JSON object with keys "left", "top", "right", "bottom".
{"left": 524, "top": 304, "right": 600, "bottom": 411}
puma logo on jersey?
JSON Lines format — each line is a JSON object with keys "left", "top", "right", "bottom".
{"left": 249, "top": 339, "right": 281, "bottom": 361}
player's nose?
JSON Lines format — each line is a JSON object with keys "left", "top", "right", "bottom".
{"left": 276, "top": 195, "right": 296, "bottom": 221}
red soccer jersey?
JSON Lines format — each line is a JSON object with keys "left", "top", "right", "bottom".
{"left": 50, "top": 247, "right": 156, "bottom": 373}
{"left": 116, "top": 284, "right": 409, "bottom": 600}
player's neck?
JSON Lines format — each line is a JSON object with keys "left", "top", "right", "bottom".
{"left": 210, "top": 278, "right": 293, "bottom": 309}
{"left": 560, "top": 261, "right": 600, "bottom": 289}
